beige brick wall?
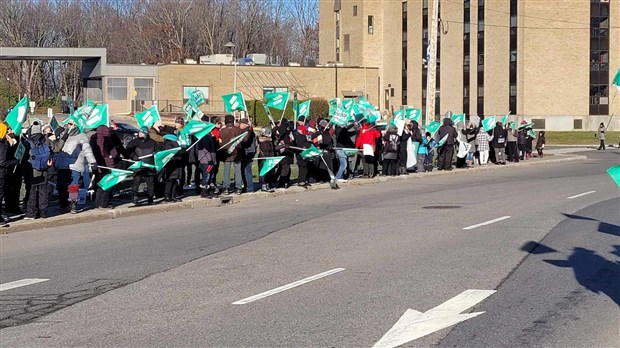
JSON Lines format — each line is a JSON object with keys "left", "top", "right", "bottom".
{"left": 319, "top": 0, "right": 336, "bottom": 64}
{"left": 157, "top": 65, "right": 379, "bottom": 113}
{"left": 609, "top": 0, "right": 620, "bottom": 120}
{"left": 484, "top": 0, "right": 510, "bottom": 117}
{"left": 520, "top": 0, "right": 589, "bottom": 118}
{"left": 341, "top": 0, "right": 364, "bottom": 67}
{"left": 407, "top": 0, "right": 423, "bottom": 111}
{"left": 381, "top": 0, "right": 402, "bottom": 113}
{"left": 469, "top": 0, "right": 478, "bottom": 118}
{"left": 439, "top": 0, "right": 463, "bottom": 115}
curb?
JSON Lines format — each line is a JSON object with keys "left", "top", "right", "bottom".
{"left": 1, "top": 154, "right": 586, "bottom": 234}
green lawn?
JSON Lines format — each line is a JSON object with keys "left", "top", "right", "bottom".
{"left": 545, "top": 131, "right": 620, "bottom": 145}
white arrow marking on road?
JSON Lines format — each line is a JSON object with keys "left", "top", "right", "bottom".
{"left": 0, "top": 278, "right": 49, "bottom": 292}
{"left": 232, "top": 268, "right": 345, "bottom": 305}
{"left": 567, "top": 190, "right": 596, "bottom": 199}
{"left": 462, "top": 216, "right": 511, "bottom": 230}
{"left": 373, "top": 289, "right": 496, "bottom": 348}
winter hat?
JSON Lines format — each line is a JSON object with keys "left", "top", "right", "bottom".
{"left": 238, "top": 118, "right": 249, "bottom": 124}
{"left": 224, "top": 115, "right": 235, "bottom": 125}
{"left": 139, "top": 126, "right": 149, "bottom": 135}
{"left": 318, "top": 119, "right": 328, "bottom": 129}
{"left": 298, "top": 116, "right": 305, "bottom": 122}
{"left": 0, "top": 123, "right": 6, "bottom": 139}
{"left": 31, "top": 124, "right": 42, "bottom": 135}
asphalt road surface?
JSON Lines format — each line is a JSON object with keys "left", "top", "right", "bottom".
{"left": 0, "top": 150, "right": 618, "bottom": 347}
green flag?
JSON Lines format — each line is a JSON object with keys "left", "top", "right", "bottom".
{"left": 330, "top": 111, "right": 352, "bottom": 126}
{"left": 181, "top": 120, "right": 215, "bottom": 139}
{"left": 50, "top": 115, "right": 60, "bottom": 131}
{"left": 367, "top": 110, "right": 380, "bottom": 124}
{"left": 62, "top": 109, "right": 88, "bottom": 133}
{"left": 265, "top": 92, "right": 289, "bottom": 111}
{"left": 341, "top": 148, "right": 360, "bottom": 156}
{"left": 607, "top": 165, "right": 620, "bottom": 187}
{"left": 482, "top": 116, "right": 497, "bottom": 132}
{"left": 528, "top": 129, "right": 536, "bottom": 138}
{"left": 519, "top": 122, "right": 534, "bottom": 130}
{"left": 509, "top": 121, "right": 517, "bottom": 130}
{"left": 437, "top": 133, "right": 449, "bottom": 147}
{"left": 425, "top": 121, "right": 441, "bottom": 136}
{"left": 301, "top": 144, "right": 321, "bottom": 159}
{"left": 501, "top": 113, "right": 509, "bottom": 125}
{"left": 220, "top": 131, "right": 248, "bottom": 154}
{"left": 451, "top": 113, "right": 466, "bottom": 126}
{"left": 222, "top": 92, "right": 247, "bottom": 113}
{"left": 394, "top": 109, "right": 406, "bottom": 120}
{"left": 5, "top": 96, "right": 29, "bottom": 134}
{"left": 84, "top": 104, "right": 109, "bottom": 129}
{"left": 259, "top": 156, "right": 285, "bottom": 176}
{"left": 406, "top": 108, "right": 422, "bottom": 122}
{"left": 178, "top": 133, "right": 191, "bottom": 147}
{"left": 154, "top": 147, "right": 181, "bottom": 171}
{"left": 341, "top": 98, "right": 354, "bottom": 111}
{"left": 328, "top": 98, "right": 340, "bottom": 116}
{"left": 14, "top": 141, "right": 26, "bottom": 161}
{"left": 97, "top": 168, "right": 133, "bottom": 191}
{"left": 298, "top": 100, "right": 311, "bottom": 118}
{"left": 128, "top": 160, "right": 155, "bottom": 171}
{"left": 183, "top": 100, "right": 203, "bottom": 121}
{"left": 352, "top": 96, "right": 374, "bottom": 116}
{"left": 135, "top": 106, "right": 161, "bottom": 129}
{"left": 613, "top": 69, "right": 620, "bottom": 91}
{"left": 189, "top": 89, "right": 205, "bottom": 106}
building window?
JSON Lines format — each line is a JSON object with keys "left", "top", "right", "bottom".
{"left": 464, "top": 0, "right": 470, "bottom": 114}
{"left": 368, "top": 15, "right": 374, "bottom": 34}
{"left": 477, "top": 0, "right": 484, "bottom": 116}
{"left": 590, "top": 0, "right": 610, "bottom": 115}
{"left": 107, "top": 78, "right": 127, "bottom": 101}
{"left": 353, "top": 5, "right": 358, "bottom": 17}
{"left": 574, "top": 119, "right": 583, "bottom": 130}
{"left": 509, "top": 0, "right": 517, "bottom": 114}
{"left": 344, "top": 34, "right": 350, "bottom": 51}
{"left": 135, "top": 78, "right": 154, "bottom": 101}
{"left": 335, "top": 11, "right": 341, "bottom": 61}
{"left": 183, "top": 86, "right": 209, "bottom": 105}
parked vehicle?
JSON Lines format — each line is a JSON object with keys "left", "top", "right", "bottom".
{"left": 111, "top": 121, "right": 140, "bottom": 147}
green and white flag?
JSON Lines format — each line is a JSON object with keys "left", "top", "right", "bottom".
{"left": 330, "top": 111, "right": 352, "bottom": 127}
{"left": 298, "top": 100, "right": 311, "bottom": 118}
{"left": 84, "top": 104, "right": 109, "bottom": 129}
{"left": 128, "top": 160, "right": 155, "bottom": 171}
{"left": 97, "top": 168, "right": 133, "bottom": 191}
{"left": 62, "top": 109, "right": 88, "bottom": 133}
{"left": 222, "top": 92, "right": 247, "bottom": 113}
{"left": 519, "top": 122, "right": 534, "bottom": 130}
{"left": 135, "top": 106, "right": 161, "bottom": 129}
{"left": 328, "top": 98, "right": 340, "bottom": 116}
{"left": 406, "top": 108, "right": 422, "bottom": 122}
{"left": 437, "top": 133, "right": 449, "bottom": 147}
{"left": 301, "top": 144, "right": 321, "bottom": 159}
{"left": 183, "top": 100, "right": 203, "bottom": 121}
{"left": 50, "top": 115, "right": 60, "bottom": 131}
{"left": 528, "top": 129, "right": 536, "bottom": 138}
{"left": 220, "top": 131, "right": 248, "bottom": 154}
{"left": 509, "top": 121, "right": 517, "bottom": 130}
{"left": 341, "top": 98, "right": 354, "bottom": 112}
{"left": 353, "top": 96, "right": 374, "bottom": 115}
{"left": 607, "top": 165, "right": 620, "bottom": 187}
{"left": 265, "top": 92, "right": 289, "bottom": 111}
{"left": 259, "top": 156, "right": 285, "bottom": 176}
{"left": 341, "top": 148, "right": 360, "bottom": 156}
{"left": 425, "top": 121, "right": 441, "bottom": 136}
{"left": 154, "top": 147, "right": 181, "bottom": 171}
{"left": 613, "top": 69, "right": 620, "bottom": 91}
{"left": 14, "top": 141, "right": 26, "bottom": 161}
{"left": 177, "top": 133, "right": 191, "bottom": 147}
{"left": 189, "top": 89, "right": 205, "bottom": 106}
{"left": 482, "top": 116, "right": 497, "bottom": 132}
{"left": 5, "top": 96, "right": 29, "bottom": 135}
{"left": 394, "top": 109, "right": 406, "bottom": 120}
{"left": 501, "top": 113, "right": 510, "bottom": 125}
{"left": 181, "top": 120, "right": 215, "bottom": 139}
{"left": 451, "top": 113, "right": 466, "bottom": 126}
{"left": 367, "top": 110, "right": 380, "bottom": 124}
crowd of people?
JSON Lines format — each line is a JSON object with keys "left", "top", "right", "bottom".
{"left": 0, "top": 112, "right": 548, "bottom": 225}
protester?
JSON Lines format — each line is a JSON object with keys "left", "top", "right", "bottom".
{"left": 292, "top": 123, "right": 311, "bottom": 188}
{"left": 272, "top": 118, "right": 294, "bottom": 188}
{"left": 536, "top": 131, "right": 546, "bottom": 158}
{"left": 335, "top": 123, "right": 357, "bottom": 182}
{"left": 422, "top": 131, "right": 437, "bottom": 172}
{"left": 398, "top": 120, "right": 411, "bottom": 175}
{"left": 525, "top": 130, "right": 534, "bottom": 160}
{"left": 492, "top": 122, "right": 507, "bottom": 165}
{"left": 160, "top": 134, "right": 184, "bottom": 202}
{"left": 597, "top": 122, "right": 606, "bottom": 150}
{"left": 239, "top": 118, "right": 257, "bottom": 193}
{"left": 195, "top": 115, "right": 218, "bottom": 199}
{"left": 382, "top": 125, "right": 400, "bottom": 176}
{"left": 23, "top": 123, "right": 53, "bottom": 219}
{"left": 0, "top": 123, "right": 18, "bottom": 225}
{"left": 54, "top": 120, "right": 97, "bottom": 213}
{"left": 311, "top": 119, "right": 334, "bottom": 182}
{"left": 436, "top": 117, "right": 458, "bottom": 171}
{"left": 517, "top": 123, "right": 527, "bottom": 160}
{"left": 90, "top": 125, "right": 124, "bottom": 209}
{"left": 126, "top": 126, "right": 158, "bottom": 205}
{"left": 209, "top": 116, "right": 222, "bottom": 191}
{"left": 476, "top": 127, "right": 494, "bottom": 166}
{"left": 355, "top": 122, "right": 381, "bottom": 178}
{"left": 219, "top": 115, "right": 245, "bottom": 194}
{"left": 506, "top": 124, "right": 519, "bottom": 163}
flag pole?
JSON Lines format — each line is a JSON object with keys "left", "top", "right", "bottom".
{"left": 217, "top": 131, "right": 248, "bottom": 151}
{"left": 279, "top": 93, "right": 290, "bottom": 123}
{"left": 98, "top": 166, "right": 133, "bottom": 174}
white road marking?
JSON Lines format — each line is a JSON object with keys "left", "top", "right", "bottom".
{"left": 463, "top": 216, "right": 511, "bottom": 230}
{"left": 567, "top": 191, "right": 596, "bottom": 199}
{"left": 232, "top": 268, "right": 345, "bottom": 305}
{"left": 0, "top": 278, "right": 49, "bottom": 292}
{"left": 373, "top": 289, "right": 496, "bottom": 348}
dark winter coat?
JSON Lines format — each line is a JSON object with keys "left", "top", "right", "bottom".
{"left": 0, "top": 139, "right": 18, "bottom": 179}
{"left": 491, "top": 125, "right": 508, "bottom": 149}
{"left": 437, "top": 118, "right": 458, "bottom": 145}
{"left": 219, "top": 125, "right": 245, "bottom": 162}
{"left": 90, "top": 126, "right": 123, "bottom": 168}
{"left": 125, "top": 137, "right": 158, "bottom": 176}
{"left": 196, "top": 133, "right": 217, "bottom": 165}
{"left": 160, "top": 139, "right": 184, "bottom": 180}
{"left": 411, "top": 121, "right": 423, "bottom": 143}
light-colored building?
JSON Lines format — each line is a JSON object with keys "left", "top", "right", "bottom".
{"left": 319, "top": 0, "right": 620, "bottom": 131}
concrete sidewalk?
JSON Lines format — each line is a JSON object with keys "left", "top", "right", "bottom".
{"left": 1, "top": 153, "right": 587, "bottom": 234}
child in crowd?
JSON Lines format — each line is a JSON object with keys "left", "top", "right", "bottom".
{"left": 422, "top": 132, "right": 436, "bottom": 172}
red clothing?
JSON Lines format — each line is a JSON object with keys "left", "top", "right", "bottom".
{"left": 211, "top": 128, "right": 220, "bottom": 141}
{"left": 297, "top": 125, "right": 308, "bottom": 135}
{"left": 356, "top": 124, "right": 381, "bottom": 151}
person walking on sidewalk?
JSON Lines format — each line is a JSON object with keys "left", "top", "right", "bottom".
{"left": 597, "top": 122, "right": 606, "bottom": 150}
{"left": 536, "top": 131, "right": 546, "bottom": 158}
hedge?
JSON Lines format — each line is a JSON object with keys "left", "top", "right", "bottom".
{"left": 246, "top": 98, "right": 330, "bottom": 126}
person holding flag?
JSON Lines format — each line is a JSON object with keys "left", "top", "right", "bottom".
{"left": 160, "top": 134, "right": 185, "bottom": 202}
{"left": 0, "top": 123, "right": 19, "bottom": 226}
{"left": 89, "top": 125, "right": 124, "bottom": 209}
{"left": 491, "top": 122, "right": 507, "bottom": 165}
{"left": 272, "top": 119, "right": 295, "bottom": 189}
{"left": 382, "top": 125, "right": 400, "bottom": 176}
{"left": 436, "top": 116, "right": 458, "bottom": 171}
{"left": 125, "top": 127, "right": 158, "bottom": 205}
{"left": 257, "top": 127, "right": 277, "bottom": 192}
{"left": 54, "top": 120, "right": 97, "bottom": 214}
{"left": 292, "top": 122, "right": 313, "bottom": 187}
{"left": 355, "top": 121, "right": 381, "bottom": 178}
{"left": 196, "top": 116, "right": 219, "bottom": 199}
{"left": 239, "top": 119, "right": 257, "bottom": 193}
{"left": 219, "top": 115, "right": 246, "bottom": 195}
{"left": 476, "top": 126, "right": 494, "bottom": 166}
{"left": 310, "top": 119, "right": 334, "bottom": 183}
{"left": 505, "top": 123, "right": 519, "bottom": 163}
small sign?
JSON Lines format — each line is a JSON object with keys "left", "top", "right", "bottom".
{"left": 29, "top": 101, "right": 36, "bottom": 113}
{"left": 14, "top": 141, "right": 26, "bottom": 161}
{"left": 50, "top": 116, "right": 59, "bottom": 131}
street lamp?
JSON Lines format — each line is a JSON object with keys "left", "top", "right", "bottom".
{"left": 224, "top": 41, "right": 237, "bottom": 92}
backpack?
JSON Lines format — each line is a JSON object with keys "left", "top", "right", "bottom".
{"left": 383, "top": 134, "right": 399, "bottom": 153}
{"left": 28, "top": 139, "right": 51, "bottom": 171}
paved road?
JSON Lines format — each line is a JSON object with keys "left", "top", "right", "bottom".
{"left": 0, "top": 150, "right": 618, "bottom": 347}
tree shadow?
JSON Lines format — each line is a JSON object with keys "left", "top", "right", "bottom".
{"left": 544, "top": 247, "right": 620, "bottom": 307}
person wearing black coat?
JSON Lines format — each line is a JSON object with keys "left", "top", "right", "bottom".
{"left": 90, "top": 125, "right": 124, "bottom": 209}
{"left": 311, "top": 119, "right": 334, "bottom": 183}
{"left": 160, "top": 134, "right": 184, "bottom": 202}
{"left": 257, "top": 127, "right": 277, "bottom": 192}
{"left": 491, "top": 123, "right": 507, "bottom": 165}
{"left": 0, "top": 123, "right": 18, "bottom": 225}
{"left": 272, "top": 118, "right": 295, "bottom": 188}
{"left": 436, "top": 117, "right": 458, "bottom": 171}
{"left": 292, "top": 126, "right": 312, "bottom": 187}
{"left": 125, "top": 127, "right": 158, "bottom": 205}
{"left": 398, "top": 122, "right": 412, "bottom": 175}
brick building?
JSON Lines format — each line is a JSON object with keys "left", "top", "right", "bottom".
{"left": 319, "top": 0, "right": 620, "bottom": 131}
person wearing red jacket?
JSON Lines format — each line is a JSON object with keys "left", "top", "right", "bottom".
{"left": 355, "top": 123, "right": 381, "bottom": 178}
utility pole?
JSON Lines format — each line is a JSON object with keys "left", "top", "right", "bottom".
{"left": 425, "top": 0, "right": 439, "bottom": 125}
